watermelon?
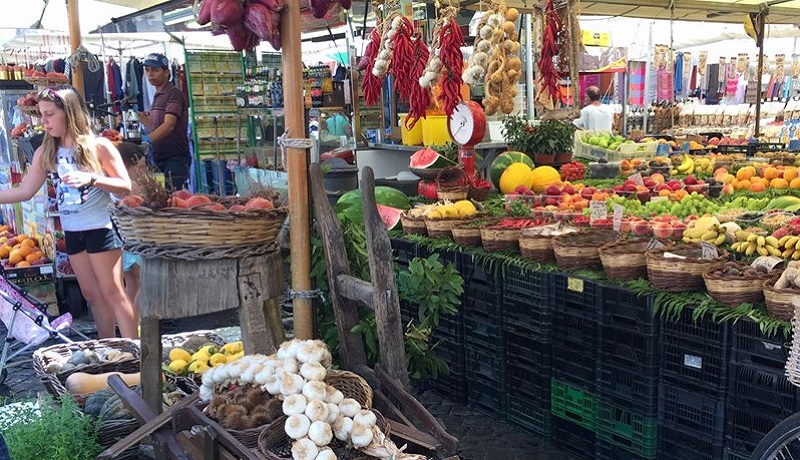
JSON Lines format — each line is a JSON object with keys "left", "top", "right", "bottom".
{"left": 376, "top": 204, "right": 403, "bottom": 230}
{"left": 490, "top": 151, "right": 535, "bottom": 189}
{"left": 409, "top": 147, "right": 453, "bottom": 169}
{"left": 335, "top": 186, "right": 411, "bottom": 223}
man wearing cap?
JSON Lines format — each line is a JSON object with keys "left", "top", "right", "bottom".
{"left": 138, "top": 53, "right": 190, "bottom": 190}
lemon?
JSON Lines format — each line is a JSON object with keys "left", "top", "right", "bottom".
{"left": 427, "top": 209, "right": 442, "bottom": 219}
{"left": 454, "top": 200, "right": 477, "bottom": 217}
{"left": 228, "top": 351, "right": 245, "bottom": 362}
{"left": 209, "top": 353, "right": 227, "bottom": 367}
{"left": 440, "top": 205, "right": 459, "bottom": 218}
{"left": 221, "top": 341, "right": 243, "bottom": 355}
{"left": 168, "top": 359, "right": 189, "bottom": 375}
{"left": 198, "top": 345, "right": 218, "bottom": 356}
{"left": 188, "top": 360, "right": 209, "bottom": 374}
{"left": 191, "top": 351, "right": 210, "bottom": 364}
{"left": 168, "top": 347, "right": 192, "bottom": 363}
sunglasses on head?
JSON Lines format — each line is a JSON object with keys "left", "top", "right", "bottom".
{"left": 37, "top": 88, "right": 64, "bottom": 107}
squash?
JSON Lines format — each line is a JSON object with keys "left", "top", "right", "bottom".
{"left": 530, "top": 166, "right": 561, "bottom": 193}
{"left": 98, "top": 387, "right": 140, "bottom": 421}
{"left": 84, "top": 387, "right": 116, "bottom": 416}
{"left": 65, "top": 371, "right": 141, "bottom": 395}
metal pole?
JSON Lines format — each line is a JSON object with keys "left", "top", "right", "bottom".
{"left": 755, "top": 15, "right": 766, "bottom": 138}
{"left": 525, "top": 13, "right": 535, "bottom": 120}
{"left": 642, "top": 21, "right": 654, "bottom": 134}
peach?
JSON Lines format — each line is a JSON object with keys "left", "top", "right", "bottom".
{"left": 653, "top": 222, "right": 673, "bottom": 239}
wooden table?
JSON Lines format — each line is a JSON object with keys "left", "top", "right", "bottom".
{"left": 138, "top": 250, "right": 284, "bottom": 414}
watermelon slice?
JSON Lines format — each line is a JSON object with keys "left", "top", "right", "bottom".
{"left": 376, "top": 204, "right": 403, "bottom": 230}
{"left": 335, "top": 186, "right": 411, "bottom": 223}
{"left": 490, "top": 151, "right": 535, "bottom": 190}
{"left": 409, "top": 147, "right": 452, "bottom": 169}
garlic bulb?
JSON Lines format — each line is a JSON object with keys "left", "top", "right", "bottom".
{"left": 333, "top": 416, "right": 353, "bottom": 442}
{"left": 285, "top": 414, "right": 312, "bottom": 440}
{"left": 315, "top": 447, "right": 337, "bottom": 460}
{"left": 479, "top": 25, "right": 493, "bottom": 39}
{"left": 282, "top": 358, "right": 300, "bottom": 375}
{"left": 325, "top": 403, "right": 340, "bottom": 424}
{"left": 325, "top": 388, "right": 344, "bottom": 405}
{"left": 240, "top": 363, "right": 264, "bottom": 384}
{"left": 303, "top": 381, "right": 328, "bottom": 401}
{"left": 477, "top": 40, "right": 491, "bottom": 53}
{"left": 305, "top": 399, "right": 330, "bottom": 422}
{"left": 378, "top": 50, "right": 391, "bottom": 61}
{"left": 281, "top": 373, "right": 306, "bottom": 396}
{"left": 392, "top": 15, "right": 403, "bottom": 29}
{"left": 353, "top": 410, "right": 377, "bottom": 428}
{"left": 300, "top": 362, "right": 327, "bottom": 382}
{"left": 291, "top": 437, "right": 319, "bottom": 460}
{"left": 338, "top": 398, "right": 360, "bottom": 418}
{"left": 263, "top": 374, "right": 282, "bottom": 395}
{"left": 308, "top": 420, "right": 333, "bottom": 446}
{"left": 350, "top": 423, "right": 374, "bottom": 448}
{"left": 283, "top": 394, "right": 308, "bottom": 416}
{"left": 255, "top": 366, "right": 275, "bottom": 386}
{"left": 277, "top": 339, "right": 302, "bottom": 360}
{"left": 200, "top": 385, "right": 213, "bottom": 402}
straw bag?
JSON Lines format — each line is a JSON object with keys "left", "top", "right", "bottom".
{"left": 646, "top": 244, "right": 729, "bottom": 292}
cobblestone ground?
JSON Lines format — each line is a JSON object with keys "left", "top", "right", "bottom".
{"left": 0, "top": 311, "right": 574, "bottom": 460}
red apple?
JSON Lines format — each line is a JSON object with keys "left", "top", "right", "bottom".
{"left": 562, "top": 184, "right": 575, "bottom": 195}
{"left": 545, "top": 185, "right": 561, "bottom": 196}
{"left": 623, "top": 183, "right": 637, "bottom": 192}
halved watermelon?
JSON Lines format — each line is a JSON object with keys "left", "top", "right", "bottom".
{"left": 490, "top": 151, "right": 535, "bottom": 189}
{"left": 376, "top": 204, "right": 403, "bottom": 230}
{"left": 335, "top": 186, "right": 411, "bottom": 223}
{"left": 409, "top": 147, "right": 452, "bottom": 169}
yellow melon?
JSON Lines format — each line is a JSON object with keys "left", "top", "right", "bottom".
{"left": 499, "top": 163, "right": 534, "bottom": 194}
{"left": 529, "top": 166, "right": 561, "bottom": 193}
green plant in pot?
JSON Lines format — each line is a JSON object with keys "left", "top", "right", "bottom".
{"left": 501, "top": 115, "right": 576, "bottom": 165}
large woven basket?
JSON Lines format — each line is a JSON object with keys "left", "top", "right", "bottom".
{"left": 599, "top": 239, "right": 672, "bottom": 281}
{"left": 33, "top": 338, "right": 140, "bottom": 399}
{"left": 325, "top": 369, "right": 373, "bottom": 409}
{"left": 702, "top": 263, "right": 772, "bottom": 307}
{"left": 480, "top": 225, "right": 521, "bottom": 252}
{"left": 552, "top": 230, "right": 622, "bottom": 271}
{"left": 451, "top": 221, "right": 483, "bottom": 246}
{"left": 424, "top": 217, "right": 462, "bottom": 239}
{"left": 18, "top": 105, "right": 40, "bottom": 117}
{"left": 162, "top": 330, "right": 227, "bottom": 392}
{"left": 436, "top": 167, "right": 469, "bottom": 201}
{"left": 763, "top": 274, "right": 798, "bottom": 321}
{"left": 400, "top": 214, "right": 428, "bottom": 236}
{"left": 97, "top": 419, "right": 141, "bottom": 460}
{"left": 646, "top": 244, "right": 729, "bottom": 292}
{"left": 111, "top": 204, "right": 287, "bottom": 260}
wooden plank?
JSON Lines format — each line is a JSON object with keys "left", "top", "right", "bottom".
{"left": 388, "top": 420, "right": 439, "bottom": 451}
{"left": 173, "top": 404, "right": 262, "bottom": 460}
{"left": 265, "top": 297, "right": 287, "bottom": 344}
{"left": 237, "top": 252, "right": 283, "bottom": 355}
{"left": 175, "top": 432, "right": 240, "bottom": 460}
{"left": 361, "top": 167, "right": 408, "bottom": 389}
{"left": 140, "top": 316, "right": 163, "bottom": 416}
{"left": 308, "top": 163, "right": 367, "bottom": 370}
{"left": 335, "top": 274, "right": 374, "bottom": 307}
{"left": 373, "top": 390, "right": 415, "bottom": 427}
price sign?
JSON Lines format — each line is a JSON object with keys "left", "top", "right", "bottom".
{"left": 646, "top": 238, "right": 667, "bottom": 250}
{"left": 650, "top": 196, "right": 668, "bottom": 202}
{"left": 590, "top": 200, "right": 607, "bottom": 224}
{"left": 701, "top": 241, "right": 719, "bottom": 259}
{"left": 751, "top": 256, "right": 785, "bottom": 272}
{"left": 629, "top": 172, "right": 644, "bottom": 186}
{"left": 612, "top": 205, "right": 624, "bottom": 232}
{"left": 567, "top": 277, "right": 584, "bottom": 293}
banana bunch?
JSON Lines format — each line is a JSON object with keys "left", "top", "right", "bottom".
{"left": 731, "top": 231, "right": 781, "bottom": 257}
{"left": 676, "top": 153, "right": 695, "bottom": 174}
{"left": 777, "top": 235, "right": 800, "bottom": 260}
{"left": 682, "top": 223, "right": 726, "bottom": 246}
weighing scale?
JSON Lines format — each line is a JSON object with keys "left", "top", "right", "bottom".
{"left": 448, "top": 101, "right": 487, "bottom": 180}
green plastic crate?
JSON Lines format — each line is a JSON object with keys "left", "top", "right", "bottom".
{"left": 550, "top": 378, "right": 596, "bottom": 430}
{"left": 596, "top": 397, "right": 658, "bottom": 458}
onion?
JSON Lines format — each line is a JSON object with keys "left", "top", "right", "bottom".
{"left": 285, "top": 414, "right": 311, "bottom": 440}
{"left": 300, "top": 362, "right": 327, "bottom": 382}
{"left": 283, "top": 394, "right": 308, "bottom": 416}
{"left": 333, "top": 416, "right": 353, "bottom": 441}
{"left": 291, "top": 437, "right": 318, "bottom": 460}
{"left": 303, "top": 381, "right": 328, "bottom": 401}
{"left": 305, "top": 399, "right": 329, "bottom": 422}
{"left": 350, "top": 423, "right": 373, "bottom": 448}
{"left": 308, "top": 420, "right": 333, "bottom": 446}
{"left": 338, "top": 398, "right": 360, "bottom": 418}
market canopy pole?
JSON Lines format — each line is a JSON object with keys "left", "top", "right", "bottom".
{"left": 281, "top": 0, "right": 314, "bottom": 340}
{"left": 751, "top": 8, "right": 767, "bottom": 138}
{"left": 67, "top": 0, "right": 84, "bottom": 97}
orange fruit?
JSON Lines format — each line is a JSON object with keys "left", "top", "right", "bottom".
{"left": 17, "top": 246, "right": 33, "bottom": 258}
{"left": 8, "top": 250, "right": 22, "bottom": 265}
{"left": 15, "top": 261, "right": 30, "bottom": 268}
{"left": 25, "top": 253, "right": 40, "bottom": 263}
{"left": 0, "top": 246, "right": 10, "bottom": 259}
{"left": 771, "top": 178, "right": 789, "bottom": 189}
{"left": 750, "top": 182, "right": 766, "bottom": 192}
{"left": 21, "top": 239, "right": 35, "bottom": 248}
{"left": 790, "top": 178, "right": 800, "bottom": 189}
{"left": 736, "top": 179, "right": 751, "bottom": 190}
{"left": 764, "top": 167, "right": 779, "bottom": 180}
{"left": 785, "top": 168, "right": 799, "bottom": 182}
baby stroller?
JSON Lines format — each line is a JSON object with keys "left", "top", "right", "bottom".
{"left": 0, "top": 273, "right": 87, "bottom": 384}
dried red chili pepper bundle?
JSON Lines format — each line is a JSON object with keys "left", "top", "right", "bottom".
{"left": 390, "top": 16, "right": 415, "bottom": 102}
{"left": 537, "top": 0, "right": 563, "bottom": 108}
{"left": 406, "top": 33, "right": 431, "bottom": 130}
{"left": 360, "top": 28, "right": 384, "bottom": 106}
{"left": 437, "top": 18, "right": 464, "bottom": 117}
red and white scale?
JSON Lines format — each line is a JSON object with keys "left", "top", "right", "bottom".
{"left": 447, "top": 101, "right": 487, "bottom": 180}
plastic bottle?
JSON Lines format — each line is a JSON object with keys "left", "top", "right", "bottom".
{"left": 57, "top": 158, "right": 82, "bottom": 206}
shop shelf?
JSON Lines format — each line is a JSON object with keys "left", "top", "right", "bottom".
{"left": 600, "top": 285, "right": 659, "bottom": 336}
{"left": 733, "top": 317, "right": 791, "bottom": 372}
{"left": 728, "top": 360, "right": 798, "bottom": 414}
{"left": 463, "top": 316, "right": 504, "bottom": 352}
{"left": 501, "top": 263, "right": 551, "bottom": 313}
{"left": 725, "top": 397, "right": 787, "bottom": 457}
{"left": 552, "top": 273, "right": 602, "bottom": 320}
{"left": 506, "top": 358, "right": 551, "bottom": 403}
{"left": 596, "top": 361, "right": 659, "bottom": 411}
{"left": 598, "top": 325, "right": 659, "bottom": 376}
{"left": 595, "top": 438, "right": 657, "bottom": 460}
{"left": 551, "top": 416, "right": 596, "bottom": 460}
{"left": 465, "top": 347, "right": 506, "bottom": 385}
{"left": 658, "top": 383, "right": 725, "bottom": 442}
{"left": 595, "top": 395, "right": 659, "bottom": 458}
{"left": 506, "top": 388, "right": 552, "bottom": 440}
{"left": 505, "top": 322, "right": 552, "bottom": 373}
{"left": 658, "top": 425, "right": 724, "bottom": 460}
{"left": 467, "top": 373, "right": 506, "bottom": 416}
{"left": 551, "top": 378, "right": 597, "bottom": 430}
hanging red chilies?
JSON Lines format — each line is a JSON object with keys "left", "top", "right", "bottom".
{"left": 406, "top": 33, "right": 431, "bottom": 130}
{"left": 539, "top": 0, "right": 563, "bottom": 104}
{"left": 390, "top": 17, "right": 415, "bottom": 103}
{"left": 360, "top": 29, "right": 383, "bottom": 106}
{"left": 436, "top": 18, "right": 464, "bottom": 117}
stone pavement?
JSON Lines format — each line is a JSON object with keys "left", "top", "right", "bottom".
{"left": 0, "top": 312, "right": 574, "bottom": 460}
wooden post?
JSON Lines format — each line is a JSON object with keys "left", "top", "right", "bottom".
{"left": 66, "top": 0, "right": 84, "bottom": 97}
{"left": 281, "top": 0, "right": 314, "bottom": 340}
{"left": 753, "top": 11, "right": 766, "bottom": 138}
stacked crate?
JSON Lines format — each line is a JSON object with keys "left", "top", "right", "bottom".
{"left": 658, "top": 305, "right": 729, "bottom": 460}
{"left": 595, "top": 286, "right": 660, "bottom": 460}
{"left": 502, "top": 263, "right": 553, "bottom": 439}
{"left": 724, "top": 318, "right": 798, "bottom": 459}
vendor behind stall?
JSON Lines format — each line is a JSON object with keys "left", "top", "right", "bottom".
{"left": 573, "top": 86, "right": 614, "bottom": 131}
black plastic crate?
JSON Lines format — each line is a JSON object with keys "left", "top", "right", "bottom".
{"left": 601, "top": 285, "right": 659, "bottom": 336}
{"left": 463, "top": 295, "right": 503, "bottom": 324}
{"left": 551, "top": 416, "right": 596, "bottom": 460}
{"left": 415, "top": 245, "right": 459, "bottom": 269}
{"left": 595, "top": 394, "right": 658, "bottom": 457}
{"left": 503, "top": 299, "right": 551, "bottom": 339}
{"left": 428, "top": 371, "right": 468, "bottom": 403}
{"left": 467, "top": 373, "right": 507, "bottom": 416}
{"left": 658, "top": 383, "right": 725, "bottom": 442}
{"left": 432, "top": 330, "right": 465, "bottom": 376}
{"left": 733, "top": 317, "right": 791, "bottom": 371}
{"left": 599, "top": 325, "right": 659, "bottom": 375}
{"left": 459, "top": 252, "right": 501, "bottom": 289}
{"left": 597, "top": 361, "right": 659, "bottom": 410}
{"left": 658, "top": 425, "right": 724, "bottom": 460}
{"left": 507, "top": 387, "right": 552, "bottom": 439}
{"left": 505, "top": 322, "right": 552, "bottom": 372}
{"left": 552, "top": 309, "right": 598, "bottom": 351}
{"left": 725, "top": 398, "right": 786, "bottom": 456}
{"left": 400, "top": 299, "right": 416, "bottom": 326}
{"left": 507, "top": 357, "right": 551, "bottom": 403}
{"left": 430, "top": 309, "right": 464, "bottom": 340}
{"left": 661, "top": 305, "right": 730, "bottom": 351}
{"left": 466, "top": 347, "right": 506, "bottom": 385}
{"left": 596, "top": 438, "right": 657, "bottom": 460}
{"left": 391, "top": 238, "right": 419, "bottom": 265}
{"left": 502, "top": 263, "right": 551, "bottom": 312}
{"left": 661, "top": 310, "right": 730, "bottom": 395}
{"left": 729, "top": 360, "right": 798, "bottom": 414}
{"left": 552, "top": 273, "right": 602, "bottom": 320}
{"left": 722, "top": 448, "right": 749, "bottom": 460}
{"left": 463, "top": 315, "right": 504, "bottom": 352}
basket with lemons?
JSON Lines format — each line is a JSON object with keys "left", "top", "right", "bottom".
{"left": 164, "top": 340, "right": 244, "bottom": 379}
{"left": 407, "top": 200, "right": 482, "bottom": 239}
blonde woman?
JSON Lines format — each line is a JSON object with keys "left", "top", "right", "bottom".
{"left": 0, "top": 85, "right": 137, "bottom": 338}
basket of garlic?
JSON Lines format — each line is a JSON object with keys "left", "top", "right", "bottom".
{"left": 199, "top": 339, "right": 428, "bottom": 460}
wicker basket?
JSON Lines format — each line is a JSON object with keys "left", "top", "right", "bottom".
{"left": 162, "top": 330, "right": 227, "bottom": 392}
{"left": 23, "top": 75, "right": 69, "bottom": 86}
{"left": 468, "top": 186, "right": 492, "bottom": 202}
{"left": 763, "top": 274, "right": 798, "bottom": 321}
{"left": 33, "top": 338, "right": 141, "bottom": 399}
{"left": 519, "top": 231, "right": 554, "bottom": 263}
{"left": 480, "top": 225, "right": 521, "bottom": 251}
{"left": 451, "top": 221, "right": 483, "bottom": 246}
{"left": 400, "top": 214, "right": 428, "bottom": 236}
{"left": 599, "top": 239, "right": 672, "bottom": 281}
{"left": 552, "top": 230, "right": 622, "bottom": 270}
{"left": 646, "top": 244, "right": 729, "bottom": 292}
{"left": 436, "top": 167, "right": 469, "bottom": 201}
{"left": 703, "top": 264, "right": 772, "bottom": 307}
{"left": 424, "top": 217, "right": 462, "bottom": 239}
{"left": 97, "top": 419, "right": 141, "bottom": 460}
{"left": 325, "top": 369, "right": 373, "bottom": 409}
{"left": 111, "top": 204, "right": 287, "bottom": 260}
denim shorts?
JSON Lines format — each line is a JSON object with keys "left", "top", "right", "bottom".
{"left": 122, "top": 251, "right": 141, "bottom": 272}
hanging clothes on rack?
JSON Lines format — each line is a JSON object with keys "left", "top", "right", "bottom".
{"left": 706, "top": 64, "right": 720, "bottom": 104}
{"left": 125, "top": 57, "right": 143, "bottom": 111}
{"left": 674, "top": 52, "right": 684, "bottom": 95}
{"left": 65, "top": 58, "right": 105, "bottom": 109}
{"left": 141, "top": 72, "right": 156, "bottom": 111}
{"left": 107, "top": 58, "right": 123, "bottom": 110}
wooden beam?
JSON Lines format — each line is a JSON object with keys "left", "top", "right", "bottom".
{"left": 67, "top": 0, "right": 84, "bottom": 97}
{"left": 335, "top": 274, "right": 374, "bottom": 307}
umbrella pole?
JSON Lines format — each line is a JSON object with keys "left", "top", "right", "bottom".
{"left": 67, "top": 0, "right": 84, "bottom": 97}
{"left": 754, "top": 12, "right": 766, "bottom": 138}
{"left": 281, "top": 0, "right": 314, "bottom": 340}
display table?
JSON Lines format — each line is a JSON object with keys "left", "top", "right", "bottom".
{"left": 138, "top": 251, "right": 284, "bottom": 414}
